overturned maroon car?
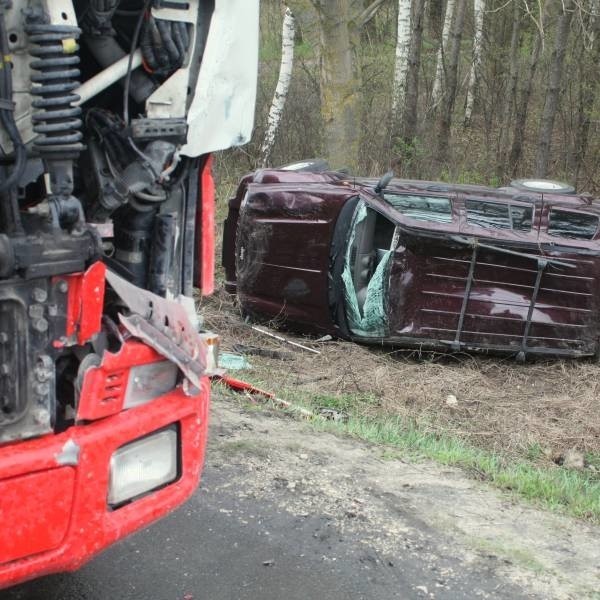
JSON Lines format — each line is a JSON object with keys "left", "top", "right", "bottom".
{"left": 223, "top": 163, "right": 600, "bottom": 359}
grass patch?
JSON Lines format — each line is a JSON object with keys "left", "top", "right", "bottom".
{"left": 469, "top": 537, "right": 547, "bottom": 574}
{"left": 312, "top": 415, "right": 600, "bottom": 523}
{"left": 304, "top": 391, "right": 379, "bottom": 413}
{"left": 217, "top": 379, "right": 600, "bottom": 523}
{"left": 585, "top": 452, "right": 600, "bottom": 471}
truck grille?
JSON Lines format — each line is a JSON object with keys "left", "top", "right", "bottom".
{"left": 0, "top": 278, "right": 62, "bottom": 444}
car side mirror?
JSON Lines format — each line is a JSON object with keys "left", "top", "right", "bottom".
{"left": 375, "top": 171, "right": 394, "bottom": 195}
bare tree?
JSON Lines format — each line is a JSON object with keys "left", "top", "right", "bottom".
{"left": 435, "top": 0, "right": 468, "bottom": 167}
{"left": 571, "top": 0, "right": 600, "bottom": 185}
{"left": 464, "top": 0, "right": 486, "bottom": 126}
{"left": 534, "top": 0, "right": 574, "bottom": 178}
{"left": 508, "top": 2, "right": 549, "bottom": 176}
{"left": 431, "top": 0, "right": 456, "bottom": 106}
{"left": 496, "top": 0, "right": 522, "bottom": 179}
{"left": 308, "top": 0, "right": 361, "bottom": 170}
{"left": 401, "top": 0, "right": 426, "bottom": 148}
{"left": 261, "top": 6, "right": 296, "bottom": 168}
{"left": 285, "top": 0, "right": 385, "bottom": 171}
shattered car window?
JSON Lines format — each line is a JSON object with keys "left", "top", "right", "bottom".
{"left": 548, "top": 210, "right": 598, "bottom": 240}
{"left": 383, "top": 194, "right": 452, "bottom": 223}
{"left": 466, "top": 200, "right": 533, "bottom": 232}
{"left": 509, "top": 205, "right": 533, "bottom": 232}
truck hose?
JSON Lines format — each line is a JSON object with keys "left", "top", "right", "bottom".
{"left": 0, "top": 12, "right": 26, "bottom": 195}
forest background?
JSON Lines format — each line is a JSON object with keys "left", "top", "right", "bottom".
{"left": 220, "top": 0, "right": 600, "bottom": 194}
{"left": 207, "top": 0, "right": 600, "bottom": 524}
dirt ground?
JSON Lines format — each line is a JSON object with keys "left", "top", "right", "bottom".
{"left": 209, "top": 397, "right": 600, "bottom": 599}
{"left": 10, "top": 397, "right": 599, "bottom": 599}
{"left": 200, "top": 289, "right": 600, "bottom": 470}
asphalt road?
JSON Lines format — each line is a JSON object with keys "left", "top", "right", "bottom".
{"left": 3, "top": 398, "right": 596, "bottom": 599}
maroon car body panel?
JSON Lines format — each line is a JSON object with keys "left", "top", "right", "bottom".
{"left": 384, "top": 240, "right": 598, "bottom": 355}
{"left": 234, "top": 179, "right": 353, "bottom": 331}
{"left": 223, "top": 169, "right": 600, "bottom": 358}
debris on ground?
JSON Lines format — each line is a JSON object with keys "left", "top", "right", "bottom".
{"left": 219, "top": 352, "right": 252, "bottom": 370}
{"left": 251, "top": 325, "right": 321, "bottom": 355}
{"left": 555, "top": 449, "right": 586, "bottom": 470}
{"left": 201, "top": 289, "right": 600, "bottom": 465}
{"left": 233, "top": 344, "right": 294, "bottom": 361}
{"left": 216, "top": 375, "right": 315, "bottom": 420}
{"left": 318, "top": 408, "right": 348, "bottom": 422}
{"left": 445, "top": 394, "right": 458, "bottom": 407}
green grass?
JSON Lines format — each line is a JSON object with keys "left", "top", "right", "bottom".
{"left": 585, "top": 452, "right": 600, "bottom": 472}
{"left": 468, "top": 537, "right": 547, "bottom": 574}
{"left": 303, "top": 391, "right": 379, "bottom": 413}
{"left": 218, "top": 380, "right": 600, "bottom": 524}
{"left": 312, "top": 415, "right": 600, "bottom": 522}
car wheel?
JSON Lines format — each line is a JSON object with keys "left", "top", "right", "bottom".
{"left": 510, "top": 179, "right": 575, "bottom": 194}
{"left": 280, "top": 158, "right": 330, "bottom": 172}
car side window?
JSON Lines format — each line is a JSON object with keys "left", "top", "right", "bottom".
{"left": 465, "top": 200, "right": 533, "bottom": 232}
{"left": 509, "top": 205, "right": 533, "bottom": 231}
{"left": 547, "top": 209, "right": 599, "bottom": 240}
{"left": 383, "top": 194, "right": 452, "bottom": 223}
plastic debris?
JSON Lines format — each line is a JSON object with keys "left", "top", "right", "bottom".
{"left": 251, "top": 325, "right": 320, "bottom": 354}
{"left": 219, "top": 352, "right": 252, "bottom": 370}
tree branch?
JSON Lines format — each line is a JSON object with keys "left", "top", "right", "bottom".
{"left": 356, "top": 0, "right": 388, "bottom": 28}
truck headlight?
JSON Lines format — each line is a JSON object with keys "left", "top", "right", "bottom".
{"left": 123, "top": 361, "right": 178, "bottom": 409}
{"left": 108, "top": 426, "right": 179, "bottom": 506}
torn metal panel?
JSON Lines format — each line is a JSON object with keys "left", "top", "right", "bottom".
{"left": 181, "top": 0, "right": 259, "bottom": 156}
{"left": 105, "top": 270, "right": 208, "bottom": 388}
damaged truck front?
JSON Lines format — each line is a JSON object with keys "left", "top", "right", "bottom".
{"left": 0, "top": 0, "right": 258, "bottom": 588}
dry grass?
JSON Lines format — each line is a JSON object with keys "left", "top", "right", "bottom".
{"left": 200, "top": 288, "right": 600, "bottom": 467}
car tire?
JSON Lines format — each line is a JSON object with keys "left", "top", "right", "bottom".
{"left": 510, "top": 179, "right": 575, "bottom": 194}
{"left": 280, "top": 158, "right": 330, "bottom": 172}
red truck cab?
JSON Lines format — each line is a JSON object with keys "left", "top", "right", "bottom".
{"left": 0, "top": 0, "right": 258, "bottom": 588}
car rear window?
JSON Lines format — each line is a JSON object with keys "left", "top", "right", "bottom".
{"left": 465, "top": 200, "right": 533, "bottom": 232}
{"left": 548, "top": 209, "right": 598, "bottom": 240}
{"left": 383, "top": 194, "right": 452, "bottom": 223}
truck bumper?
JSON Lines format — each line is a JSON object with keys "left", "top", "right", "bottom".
{"left": 0, "top": 379, "right": 210, "bottom": 590}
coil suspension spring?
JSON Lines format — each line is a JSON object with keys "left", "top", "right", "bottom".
{"left": 24, "top": 19, "right": 84, "bottom": 159}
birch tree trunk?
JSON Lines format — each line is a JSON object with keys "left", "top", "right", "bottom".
{"left": 534, "top": 0, "right": 573, "bottom": 178}
{"left": 435, "top": 0, "right": 467, "bottom": 167}
{"left": 391, "top": 0, "right": 413, "bottom": 123}
{"left": 260, "top": 7, "right": 296, "bottom": 168}
{"left": 496, "top": 0, "right": 522, "bottom": 179}
{"left": 431, "top": 0, "right": 456, "bottom": 107}
{"left": 464, "top": 0, "right": 486, "bottom": 126}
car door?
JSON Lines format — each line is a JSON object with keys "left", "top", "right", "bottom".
{"left": 357, "top": 188, "right": 461, "bottom": 345}
{"left": 429, "top": 191, "right": 547, "bottom": 354}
